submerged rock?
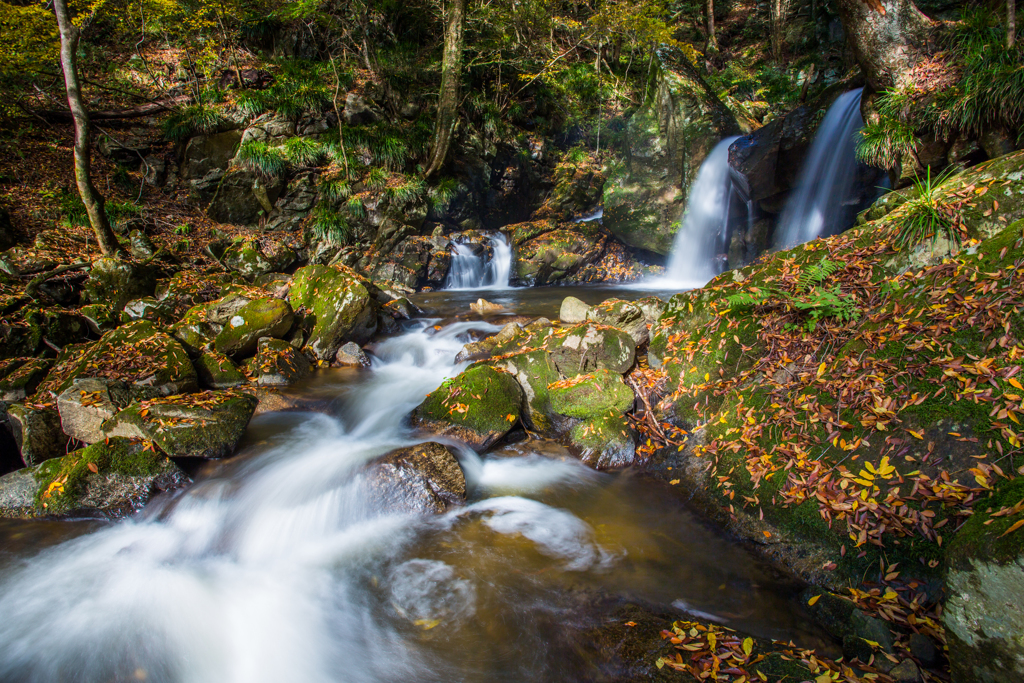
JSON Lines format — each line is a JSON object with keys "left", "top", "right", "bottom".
{"left": 470, "top": 298, "right": 506, "bottom": 316}
{"left": 334, "top": 341, "right": 369, "bottom": 367}
{"left": 412, "top": 365, "right": 523, "bottom": 450}
{"left": 364, "top": 442, "right": 466, "bottom": 514}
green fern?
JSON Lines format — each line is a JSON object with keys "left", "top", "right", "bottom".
{"left": 725, "top": 288, "right": 774, "bottom": 310}
{"left": 790, "top": 285, "right": 861, "bottom": 331}
{"left": 797, "top": 257, "right": 840, "bottom": 291}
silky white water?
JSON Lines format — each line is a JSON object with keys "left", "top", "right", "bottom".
{"left": 659, "top": 136, "right": 740, "bottom": 288}
{"left": 444, "top": 233, "right": 512, "bottom": 290}
{"left": 774, "top": 88, "right": 864, "bottom": 248}
{"left": 0, "top": 317, "right": 820, "bottom": 683}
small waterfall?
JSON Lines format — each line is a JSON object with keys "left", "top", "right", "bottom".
{"left": 445, "top": 233, "right": 512, "bottom": 290}
{"left": 661, "top": 136, "right": 740, "bottom": 288}
{"left": 774, "top": 88, "right": 864, "bottom": 249}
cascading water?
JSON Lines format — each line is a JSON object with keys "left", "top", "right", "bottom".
{"left": 773, "top": 88, "right": 864, "bottom": 249}
{"left": 0, "top": 315, "right": 821, "bottom": 682}
{"left": 445, "top": 233, "right": 512, "bottom": 290}
{"left": 660, "top": 136, "right": 741, "bottom": 288}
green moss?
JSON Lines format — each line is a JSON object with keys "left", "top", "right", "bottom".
{"left": 416, "top": 365, "right": 523, "bottom": 441}
{"left": 289, "top": 264, "right": 376, "bottom": 360}
{"left": 549, "top": 369, "right": 634, "bottom": 418}
{"left": 947, "top": 478, "right": 1024, "bottom": 569}
{"left": 213, "top": 297, "right": 294, "bottom": 357}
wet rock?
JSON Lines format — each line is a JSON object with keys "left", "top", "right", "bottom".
{"left": 128, "top": 230, "right": 157, "bottom": 259}
{"left": 57, "top": 378, "right": 131, "bottom": 444}
{"left": 944, "top": 478, "right": 1024, "bottom": 683}
{"left": 586, "top": 299, "right": 649, "bottom": 346}
{"left": 559, "top": 296, "right": 591, "bottom": 324}
{"left": 455, "top": 339, "right": 497, "bottom": 364}
{"left": 513, "top": 229, "right": 604, "bottom": 286}
{"left": 194, "top": 352, "right": 248, "bottom": 389}
{"left": 549, "top": 369, "right": 635, "bottom": 418}
{"left": 289, "top": 264, "right": 378, "bottom": 360}
{"left": 83, "top": 257, "right": 157, "bottom": 312}
{"left": 6, "top": 404, "right": 68, "bottom": 466}
{"left": 568, "top": 410, "right": 636, "bottom": 469}
{"left": 550, "top": 323, "right": 636, "bottom": 376}
{"left": 343, "top": 92, "right": 382, "bottom": 125}
{"left": 121, "top": 297, "right": 175, "bottom": 325}
{"left": 470, "top": 298, "right": 505, "bottom": 316}
{"left": 364, "top": 442, "right": 466, "bottom": 514}
{"left": 488, "top": 349, "right": 560, "bottom": 433}
{"left": 412, "top": 365, "right": 523, "bottom": 450}
{"left": 103, "top": 392, "right": 259, "bottom": 459}
{"left": 334, "top": 341, "right": 369, "bottom": 367}
{"left": 252, "top": 338, "right": 312, "bottom": 386}
{"left": 889, "top": 659, "right": 921, "bottom": 683}
{"left": 0, "top": 358, "right": 52, "bottom": 401}
{"left": 222, "top": 239, "right": 297, "bottom": 281}
{"left": 79, "top": 304, "right": 119, "bottom": 336}
{"left": 0, "top": 438, "right": 190, "bottom": 519}
{"left": 214, "top": 297, "right": 294, "bottom": 358}
{"left": 38, "top": 320, "right": 198, "bottom": 401}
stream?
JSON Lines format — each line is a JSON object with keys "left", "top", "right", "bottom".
{"left": 0, "top": 287, "right": 826, "bottom": 683}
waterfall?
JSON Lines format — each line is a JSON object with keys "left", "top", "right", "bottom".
{"left": 773, "top": 88, "right": 864, "bottom": 249}
{"left": 661, "top": 136, "right": 741, "bottom": 288}
{"left": 444, "top": 233, "right": 512, "bottom": 290}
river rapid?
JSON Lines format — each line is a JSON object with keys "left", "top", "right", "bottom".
{"left": 0, "top": 290, "right": 823, "bottom": 683}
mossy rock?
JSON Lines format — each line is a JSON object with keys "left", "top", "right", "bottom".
{"left": 0, "top": 358, "right": 51, "bottom": 401}
{"left": 6, "top": 404, "right": 68, "bottom": 467}
{"left": 568, "top": 409, "right": 637, "bottom": 470}
{"left": 251, "top": 338, "right": 312, "bottom": 386}
{"left": 83, "top": 257, "right": 157, "bottom": 312}
{"left": 513, "top": 229, "right": 602, "bottom": 286}
{"left": 549, "top": 323, "right": 636, "bottom": 376}
{"left": 194, "top": 352, "right": 248, "bottom": 389}
{"left": 289, "top": 264, "right": 377, "bottom": 361}
{"left": 222, "top": 239, "right": 297, "bottom": 281}
{"left": 80, "top": 303, "right": 118, "bottom": 335}
{"left": 102, "top": 392, "right": 259, "bottom": 459}
{"left": 488, "top": 348, "right": 561, "bottom": 433}
{"left": 0, "top": 437, "right": 189, "bottom": 519}
{"left": 37, "top": 320, "right": 198, "bottom": 401}
{"left": 549, "top": 369, "right": 635, "bottom": 418}
{"left": 363, "top": 442, "right": 466, "bottom": 514}
{"left": 586, "top": 298, "right": 648, "bottom": 345}
{"left": 57, "top": 378, "right": 131, "bottom": 444}
{"left": 412, "top": 365, "right": 523, "bottom": 450}
{"left": 213, "top": 297, "right": 294, "bottom": 358}
{"left": 121, "top": 297, "right": 175, "bottom": 325}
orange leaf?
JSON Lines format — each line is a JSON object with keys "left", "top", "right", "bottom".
{"left": 1000, "top": 519, "right": 1024, "bottom": 538}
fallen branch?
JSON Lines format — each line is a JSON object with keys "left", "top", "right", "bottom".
{"left": 24, "top": 261, "right": 90, "bottom": 299}
{"left": 32, "top": 94, "right": 191, "bottom": 123}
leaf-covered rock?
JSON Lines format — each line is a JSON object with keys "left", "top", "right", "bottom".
{"left": 411, "top": 365, "right": 523, "bottom": 450}
{"left": 83, "top": 257, "right": 157, "bottom": 312}
{"left": 251, "top": 337, "right": 312, "bottom": 386}
{"left": 213, "top": 297, "right": 294, "bottom": 358}
{"left": 6, "top": 404, "right": 67, "bottom": 466}
{"left": 57, "top": 378, "right": 131, "bottom": 444}
{"left": 288, "top": 263, "right": 377, "bottom": 360}
{"left": 194, "top": 352, "right": 248, "bottom": 389}
{"left": 0, "top": 358, "right": 52, "bottom": 401}
{"left": 549, "top": 323, "right": 636, "bottom": 376}
{"left": 549, "top": 369, "right": 635, "bottom": 418}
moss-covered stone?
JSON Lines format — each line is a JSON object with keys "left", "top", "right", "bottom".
{"left": 57, "top": 378, "right": 131, "bottom": 444}
{"left": 79, "top": 303, "right": 118, "bottom": 335}
{"left": 0, "top": 437, "right": 190, "bottom": 518}
{"left": 6, "top": 404, "right": 68, "bottom": 466}
{"left": 121, "top": 297, "right": 175, "bottom": 325}
{"left": 488, "top": 348, "right": 561, "bottom": 433}
{"left": 513, "top": 229, "right": 603, "bottom": 286}
{"left": 549, "top": 323, "right": 636, "bottom": 376}
{"left": 568, "top": 409, "right": 636, "bottom": 469}
{"left": 194, "top": 352, "right": 248, "bottom": 389}
{"left": 83, "top": 257, "right": 157, "bottom": 311}
{"left": 251, "top": 338, "right": 312, "bottom": 386}
{"left": 412, "top": 365, "right": 523, "bottom": 450}
{"left": 222, "top": 239, "right": 297, "bottom": 281}
{"left": 549, "top": 369, "right": 635, "bottom": 418}
{"left": 586, "top": 298, "right": 648, "bottom": 345}
{"left": 213, "top": 297, "right": 294, "bottom": 358}
{"left": 289, "top": 263, "right": 377, "bottom": 360}
{"left": 103, "top": 392, "right": 259, "bottom": 459}
{"left": 0, "top": 357, "right": 51, "bottom": 401}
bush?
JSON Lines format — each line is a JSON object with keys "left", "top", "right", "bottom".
{"left": 235, "top": 140, "right": 287, "bottom": 178}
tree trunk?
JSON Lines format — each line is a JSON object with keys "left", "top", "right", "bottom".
{"left": 1010, "top": 0, "right": 1017, "bottom": 48}
{"left": 53, "top": 0, "right": 121, "bottom": 256}
{"left": 836, "top": 0, "right": 934, "bottom": 91}
{"left": 424, "top": 0, "right": 466, "bottom": 178}
{"left": 707, "top": 0, "right": 717, "bottom": 51}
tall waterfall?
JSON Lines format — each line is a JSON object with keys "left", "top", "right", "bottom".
{"left": 445, "top": 233, "right": 512, "bottom": 290}
{"left": 774, "top": 88, "right": 864, "bottom": 249}
{"left": 661, "top": 136, "right": 741, "bottom": 288}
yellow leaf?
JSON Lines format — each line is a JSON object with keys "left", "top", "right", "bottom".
{"left": 1010, "top": 378, "right": 1023, "bottom": 391}
{"left": 807, "top": 595, "right": 821, "bottom": 606}
{"left": 1000, "top": 519, "right": 1024, "bottom": 537}
{"left": 742, "top": 637, "right": 753, "bottom": 655}
{"left": 908, "top": 429, "right": 924, "bottom": 440}
{"left": 413, "top": 619, "right": 441, "bottom": 630}
{"left": 817, "top": 362, "right": 826, "bottom": 378}
{"left": 815, "top": 675, "right": 832, "bottom": 683}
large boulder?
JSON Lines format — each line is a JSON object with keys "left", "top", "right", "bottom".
{"left": 0, "top": 358, "right": 52, "bottom": 401}
{"left": 548, "top": 369, "right": 635, "bottom": 418}
{"left": 363, "top": 442, "right": 466, "bottom": 514}
{"left": 568, "top": 410, "right": 637, "bottom": 470}
{"left": 83, "top": 257, "right": 157, "bottom": 311}
{"left": 221, "top": 239, "right": 297, "bottom": 281}
{"left": 251, "top": 338, "right": 312, "bottom": 386}
{"left": 37, "top": 320, "right": 198, "bottom": 401}
{"left": 586, "top": 299, "right": 649, "bottom": 346}
{"left": 206, "top": 169, "right": 284, "bottom": 226}
{"left": 488, "top": 348, "right": 561, "bottom": 433}
{"left": 288, "top": 264, "right": 377, "bottom": 360}
{"left": 194, "top": 352, "right": 248, "bottom": 389}
{"left": 944, "top": 478, "right": 1024, "bottom": 683}
{"left": 0, "top": 438, "right": 190, "bottom": 519}
{"left": 57, "top": 378, "right": 131, "bottom": 444}
{"left": 411, "top": 365, "right": 523, "bottom": 450}
{"left": 549, "top": 323, "right": 636, "bottom": 376}
{"left": 602, "top": 64, "right": 741, "bottom": 255}
{"left": 103, "top": 392, "right": 259, "bottom": 459}
{"left": 6, "top": 404, "right": 68, "bottom": 466}
{"left": 559, "top": 296, "right": 591, "bottom": 324}
{"left": 214, "top": 297, "right": 294, "bottom": 357}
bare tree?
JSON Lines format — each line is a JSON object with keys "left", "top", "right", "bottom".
{"left": 707, "top": 0, "right": 717, "bottom": 52}
{"left": 425, "top": 0, "right": 466, "bottom": 177}
{"left": 1010, "top": 0, "right": 1017, "bottom": 48}
{"left": 53, "top": 0, "right": 121, "bottom": 256}
{"left": 769, "top": 0, "right": 792, "bottom": 62}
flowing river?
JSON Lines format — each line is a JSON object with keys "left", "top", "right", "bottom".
{"left": 0, "top": 290, "right": 825, "bottom": 683}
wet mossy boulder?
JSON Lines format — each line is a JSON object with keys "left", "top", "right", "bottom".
{"left": 0, "top": 437, "right": 190, "bottom": 519}
{"left": 412, "top": 365, "right": 523, "bottom": 450}
{"left": 80, "top": 303, "right": 118, "bottom": 335}
{"left": 488, "top": 348, "right": 561, "bottom": 433}
{"left": 364, "top": 442, "right": 466, "bottom": 514}
{"left": 289, "top": 264, "right": 378, "bottom": 361}
{"left": 944, "top": 478, "right": 1024, "bottom": 683}
{"left": 83, "top": 257, "right": 157, "bottom": 311}
{"left": 550, "top": 323, "right": 636, "bottom": 376}
{"left": 0, "top": 358, "right": 51, "bottom": 401}
{"left": 549, "top": 369, "right": 635, "bottom": 418}
{"left": 513, "top": 229, "right": 603, "bottom": 286}
{"left": 194, "top": 352, "right": 248, "bottom": 389}
{"left": 39, "top": 320, "right": 198, "bottom": 401}
{"left": 222, "top": 239, "right": 297, "bottom": 281}
{"left": 213, "top": 297, "right": 294, "bottom": 358}
{"left": 586, "top": 299, "right": 649, "bottom": 346}
{"left": 102, "top": 392, "right": 259, "bottom": 459}
{"left": 57, "top": 378, "right": 131, "bottom": 444}
{"left": 568, "top": 410, "right": 637, "bottom": 470}
{"left": 251, "top": 338, "right": 312, "bottom": 386}
{"left": 121, "top": 297, "right": 175, "bottom": 325}
{"left": 6, "top": 404, "right": 68, "bottom": 466}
